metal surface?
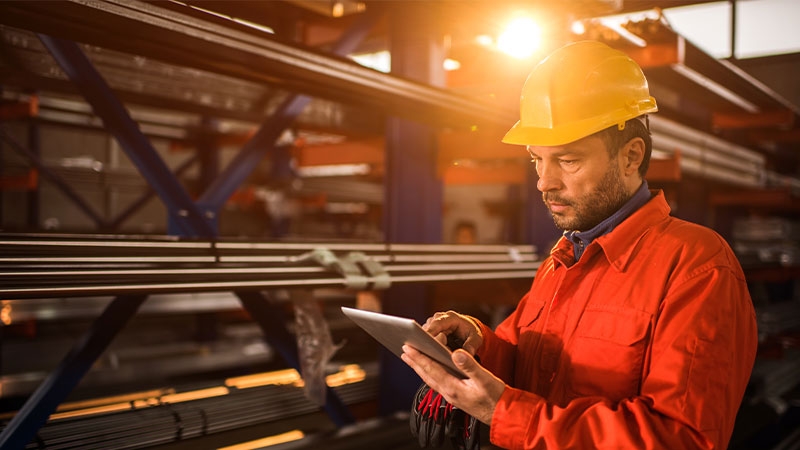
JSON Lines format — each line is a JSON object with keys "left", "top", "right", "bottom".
{"left": 108, "top": 154, "right": 198, "bottom": 231}
{"left": 0, "top": 0, "right": 516, "bottom": 131}
{"left": 0, "top": 234, "right": 539, "bottom": 300}
{"left": 0, "top": 294, "right": 147, "bottom": 450}
{"left": 0, "top": 126, "right": 108, "bottom": 227}
{"left": 197, "top": 8, "right": 382, "bottom": 212}
{"left": 237, "top": 291, "right": 355, "bottom": 428}
{"left": 1, "top": 365, "right": 379, "bottom": 450}
{"left": 37, "top": 34, "right": 215, "bottom": 238}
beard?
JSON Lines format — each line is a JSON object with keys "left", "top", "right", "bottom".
{"left": 543, "top": 163, "right": 630, "bottom": 232}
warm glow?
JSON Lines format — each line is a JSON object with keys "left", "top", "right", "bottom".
{"left": 161, "top": 386, "right": 229, "bottom": 404}
{"left": 10, "top": 365, "right": 368, "bottom": 423}
{"left": 325, "top": 364, "right": 366, "bottom": 387}
{"left": 218, "top": 430, "right": 305, "bottom": 450}
{"left": 475, "top": 34, "right": 493, "bottom": 47}
{"left": 226, "top": 368, "right": 303, "bottom": 389}
{"left": 571, "top": 20, "right": 586, "bottom": 35}
{"left": 1, "top": 301, "right": 11, "bottom": 325}
{"left": 225, "top": 364, "right": 366, "bottom": 390}
{"left": 443, "top": 58, "right": 461, "bottom": 71}
{"left": 497, "top": 16, "right": 541, "bottom": 59}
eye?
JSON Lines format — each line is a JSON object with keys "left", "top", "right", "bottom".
{"left": 559, "top": 159, "right": 577, "bottom": 166}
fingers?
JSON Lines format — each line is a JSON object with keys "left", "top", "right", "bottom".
{"left": 463, "top": 334, "right": 482, "bottom": 354}
{"left": 401, "top": 344, "right": 449, "bottom": 391}
{"left": 423, "top": 311, "right": 483, "bottom": 354}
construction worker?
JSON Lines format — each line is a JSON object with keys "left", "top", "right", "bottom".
{"left": 402, "top": 40, "right": 758, "bottom": 449}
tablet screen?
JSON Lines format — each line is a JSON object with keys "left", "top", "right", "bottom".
{"left": 341, "top": 306, "right": 466, "bottom": 379}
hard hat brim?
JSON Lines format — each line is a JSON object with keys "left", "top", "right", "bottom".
{"left": 502, "top": 98, "right": 657, "bottom": 147}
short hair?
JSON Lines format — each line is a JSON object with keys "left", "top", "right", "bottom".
{"left": 592, "top": 116, "right": 653, "bottom": 177}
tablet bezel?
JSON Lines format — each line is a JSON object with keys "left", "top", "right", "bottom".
{"left": 341, "top": 306, "right": 466, "bottom": 379}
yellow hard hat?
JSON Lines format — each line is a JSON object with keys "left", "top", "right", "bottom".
{"left": 502, "top": 40, "right": 658, "bottom": 146}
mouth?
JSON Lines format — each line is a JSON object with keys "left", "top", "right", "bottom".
{"left": 544, "top": 195, "right": 571, "bottom": 214}
{"left": 547, "top": 201, "right": 569, "bottom": 214}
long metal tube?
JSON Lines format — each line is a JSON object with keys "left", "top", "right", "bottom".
{"left": 0, "top": 234, "right": 539, "bottom": 299}
{"left": 0, "top": 0, "right": 517, "bottom": 130}
{"left": 653, "top": 132, "right": 763, "bottom": 177}
{"left": 649, "top": 114, "right": 766, "bottom": 165}
{"left": 0, "top": 269, "right": 538, "bottom": 298}
{"left": 678, "top": 155, "right": 762, "bottom": 188}
{"left": 22, "top": 372, "right": 379, "bottom": 450}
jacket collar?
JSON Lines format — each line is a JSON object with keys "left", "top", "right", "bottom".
{"left": 552, "top": 190, "right": 671, "bottom": 271}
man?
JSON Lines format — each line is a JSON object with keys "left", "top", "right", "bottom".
{"left": 401, "top": 40, "right": 758, "bottom": 449}
{"left": 453, "top": 220, "right": 478, "bottom": 245}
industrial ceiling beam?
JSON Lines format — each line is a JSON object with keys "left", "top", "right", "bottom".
{"left": 37, "top": 33, "right": 216, "bottom": 237}
{"left": 0, "top": 0, "right": 516, "bottom": 131}
{"left": 196, "top": 7, "right": 383, "bottom": 212}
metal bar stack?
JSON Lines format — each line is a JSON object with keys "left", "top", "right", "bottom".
{"left": 0, "top": 233, "right": 539, "bottom": 300}
{"left": 1, "top": 364, "right": 380, "bottom": 450}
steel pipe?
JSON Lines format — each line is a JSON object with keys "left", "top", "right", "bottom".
{"left": 0, "top": 234, "right": 539, "bottom": 299}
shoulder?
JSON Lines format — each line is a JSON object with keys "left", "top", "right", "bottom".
{"left": 647, "top": 215, "right": 743, "bottom": 276}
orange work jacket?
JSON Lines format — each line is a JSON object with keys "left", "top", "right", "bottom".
{"left": 476, "top": 190, "right": 758, "bottom": 449}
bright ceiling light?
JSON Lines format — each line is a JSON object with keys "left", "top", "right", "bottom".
{"left": 571, "top": 20, "right": 586, "bottom": 35}
{"left": 443, "top": 58, "right": 461, "bottom": 71}
{"left": 475, "top": 34, "right": 493, "bottom": 46}
{"left": 497, "top": 16, "right": 541, "bottom": 59}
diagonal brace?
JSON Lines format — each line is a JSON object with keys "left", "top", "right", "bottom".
{"left": 197, "top": 8, "right": 383, "bottom": 211}
{"left": 0, "top": 295, "right": 148, "bottom": 450}
{"left": 0, "top": 126, "right": 108, "bottom": 228}
{"left": 37, "top": 33, "right": 215, "bottom": 237}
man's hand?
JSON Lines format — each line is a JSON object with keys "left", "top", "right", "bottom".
{"left": 423, "top": 310, "right": 484, "bottom": 355}
{"left": 401, "top": 344, "right": 505, "bottom": 425}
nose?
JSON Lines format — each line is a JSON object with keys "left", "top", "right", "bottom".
{"left": 535, "top": 160, "right": 561, "bottom": 192}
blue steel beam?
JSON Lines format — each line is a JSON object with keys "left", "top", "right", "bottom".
{"left": 197, "top": 8, "right": 382, "bottom": 212}
{"left": 0, "top": 126, "right": 108, "bottom": 228}
{"left": 26, "top": 118, "right": 40, "bottom": 228}
{"left": 107, "top": 155, "right": 198, "bottom": 231}
{"left": 37, "top": 34, "right": 215, "bottom": 238}
{"left": 379, "top": 4, "right": 444, "bottom": 414}
{"left": 0, "top": 13, "right": 381, "bottom": 446}
{"left": 0, "top": 295, "right": 147, "bottom": 450}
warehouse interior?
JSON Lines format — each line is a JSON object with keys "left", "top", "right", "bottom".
{"left": 0, "top": 0, "right": 799, "bottom": 449}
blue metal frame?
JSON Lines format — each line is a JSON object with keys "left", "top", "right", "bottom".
{"left": 379, "top": 5, "right": 444, "bottom": 414}
{"left": 0, "top": 127, "right": 108, "bottom": 228}
{"left": 0, "top": 12, "right": 384, "bottom": 447}
{"left": 108, "top": 155, "right": 198, "bottom": 231}
{"left": 197, "top": 8, "right": 382, "bottom": 213}
{"left": 0, "top": 295, "right": 148, "bottom": 449}
{"left": 37, "top": 33, "right": 215, "bottom": 237}
{"left": 26, "top": 117, "right": 40, "bottom": 228}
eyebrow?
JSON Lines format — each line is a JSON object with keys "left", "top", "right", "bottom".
{"left": 527, "top": 147, "right": 582, "bottom": 158}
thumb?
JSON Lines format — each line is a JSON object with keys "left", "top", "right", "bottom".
{"left": 452, "top": 349, "right": 480, "bottom": 373}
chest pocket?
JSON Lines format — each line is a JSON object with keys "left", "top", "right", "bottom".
{"left": 516, "top": 299, "right": 547, "bottom": 353}
{"left": 567, "top": 307, "right": 651, "bottom": 402}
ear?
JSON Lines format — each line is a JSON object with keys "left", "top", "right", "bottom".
{"left": 620, "top": 137, "right": 645, "bottom": 177}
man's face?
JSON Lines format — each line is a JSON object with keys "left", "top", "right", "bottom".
{"left": 528, "top": 136, "right": 630, "bottom": 232}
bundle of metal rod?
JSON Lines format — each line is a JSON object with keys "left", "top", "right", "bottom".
{"left": 749, "top": 348, "right": 800, "bottom": 401}
{"left": 0, "top": 233, "right": 539, "bottom": 299}
{"left": 4, "top": 365, "right": 378, "bottom": 450}
{"left": 757, "top": 301, "right": 800, "bottom": 337}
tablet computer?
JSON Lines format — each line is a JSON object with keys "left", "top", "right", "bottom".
{"left": 341, "top": 306, "right": 466, "bottom": 378}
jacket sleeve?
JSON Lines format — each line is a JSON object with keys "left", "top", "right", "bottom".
{"left": 488, "top": 265, "right": 758, "bottom": 450}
